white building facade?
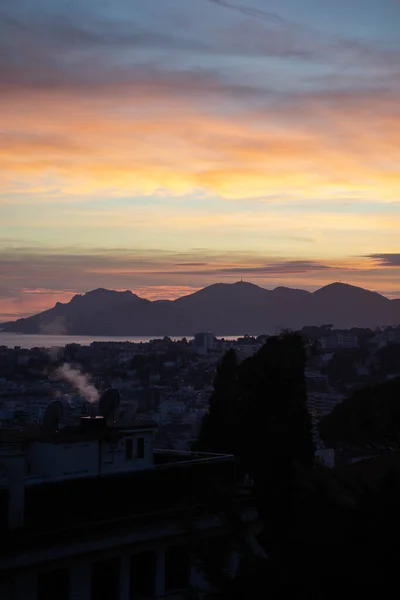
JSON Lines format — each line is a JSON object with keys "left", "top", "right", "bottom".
{"left": 0, "top": 419, "right": 260, "bottom": 600}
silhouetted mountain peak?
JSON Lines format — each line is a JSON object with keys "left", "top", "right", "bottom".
{"left": 2, "top": 281, "right": 399, "bottom": 335}
{"left": 315, "top": 282, "right": 357, "bottom": 293}
{"left": 272, "top": 286, "right": 311, "bottom": 297}
{"left": 314, "top": 282, "right": 388, "bottom": 300}
{"left": 232, "top": 280, "right": 269, "bottom": 292}
{"left": 174, "top": 281, "right": 269, "bottom": 307}
{"left": 69, "top": 288, "right": 142, "bottom": 305}
{"left": 82, "top": 288, "right": 133, "bottom": 298}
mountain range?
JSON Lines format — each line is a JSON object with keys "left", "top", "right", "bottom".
{"left": 1, "top": 282, "right": 399, "bottom": 336}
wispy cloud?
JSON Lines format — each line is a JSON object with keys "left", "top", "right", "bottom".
{"left": 368, "top": 254, "right": 400, "bottom": 267}
{"left": 1, "top": 1, "right": 399, "bottom": 206}
{"left": 1, "top": 84, "right": 398, "bottom": 201}
{"left": 206, "top": 0, "right": 400, "bottom": 68}
{"left": 1, "top": 246, "right": 400, "bottom": 321}
{"left": 145, "top": 260, "right": 335, "bottom": 277}
{"left": 205, "top": 0, "right": 292, "bottom": 26}
{"left": 1, "top": 0, "right": 400, "bottom": 319}
{"left": 1, "top": 0, "right": 399, "bottom": 100}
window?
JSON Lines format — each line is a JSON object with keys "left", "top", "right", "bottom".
{"left": 125, "top": 438, "right": 133, "bottom": 460}
{"left": 91, "top": 558, "right": 120, "bottom": 600}
{"left": 0, "top": 489, "right": 8, "bottom": 530}
{"left": 165, "top": 546, "right": 190, "bottom": 592}
{"left": 202, "top": 536, "right": 232, "bottom": 574}
{"left": 38, "top": 568, "right": 69, "bottom": 600}
{"left": 130, "top": 551, "right": 156, "bottom": 598}
{"left": 136, "top": 437, "right": 145, "bottom": 459}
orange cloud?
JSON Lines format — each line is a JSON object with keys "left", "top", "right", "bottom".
{"left": 131, "top": 285, "right": 201, "bottom": 301}
{"left": 0, "top": 289, "right": 77, "bottom": 322}
{"left": 1, "top": 248, "right": 400, "bottom": 321}
{"left": 0, "top": 84, "right": 399, "bottom": 201}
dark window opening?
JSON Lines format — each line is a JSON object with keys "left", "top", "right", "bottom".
{"left": 0, "top": 490, "right": 9, "bottom": 532}
{"left": 136, "top": 437, "right": 145, "bottom": 459}
{"left": 91, "top": 558, "right": 120, "bottom": 600}
{"left": 130, "top": 550, "right": 156, "bottom": 598}
{"left": 165, "top": 546, "right": 190, "bottom": 592}
{"left": 38, "top": 568, "right": 69, "bottom": 600}
{"left": 125, "top": 438, "right": 133, "bottom": 460}
{"left": 202, "top": 536, "right": 232, "bottom": 573}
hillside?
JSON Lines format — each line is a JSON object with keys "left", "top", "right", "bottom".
{"left": 1, "top": 282, "right": 399, "bottom": 335}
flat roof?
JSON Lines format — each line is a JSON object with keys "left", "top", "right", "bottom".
{"left": 0, "top": 420, "right": 157, "bottom": 445}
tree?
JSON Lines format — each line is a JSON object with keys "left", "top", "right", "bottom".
{"left": 238, "top": 334, "right": 314, "bottom": 479}
{"left": 373, "top": 343, "right": 400, "bottom": 379}
{"left": 196, "top": 349, "right": 238, "bottom": 455}
{"left": 196, "top": 339, "right": 400, "bottom": 597}
{"left": 325, "top": 349, "right": 357, "bottom": 386}
{"left": 197, "top": 334, "right": 314, "bottom": 474}
{"left": 195, "top": 335, "right": 400, "bottom": 596}
{"left": 319, "top": 376, "right": 400, "bottom": 450}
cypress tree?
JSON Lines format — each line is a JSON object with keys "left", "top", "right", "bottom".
{"left": 196, "top": 349, "right": 238, "bottom": 454}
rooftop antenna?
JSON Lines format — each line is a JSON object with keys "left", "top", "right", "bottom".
{"left": 42, "top": 400, "right": 63, "bottom": 434}
{"left": 99, "top": 388, "right": 120, "bottom": 424}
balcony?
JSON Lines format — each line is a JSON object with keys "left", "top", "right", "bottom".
{"left": 0, "top": 449, "right": 241, "bottom": 558}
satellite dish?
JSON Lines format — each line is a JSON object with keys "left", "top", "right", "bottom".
{"left": 42, "top": 400, "right": 63, "bottom": 433}
{"left": 99, "top": 388, "right": 120, "bottom": 422}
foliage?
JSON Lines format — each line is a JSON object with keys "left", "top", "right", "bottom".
{"left": 197, "top": 336, "right": 400, "bottom": 597}
{"left": 197, "top": 334, "right": 314, "bottom": 478}
{"left": 196, "top": 349, "right": 238, "bottom": 455}
{"left": 373, "top": 343, "right": 400, "bottom": 378}
{"left": 194, "top": 334, "right": 400, "bottom": 595}
{"left": 324, "top": 349, "right": 358, "bottom": 385}
{"left": 319, "top": 376, "right": 400, "bottom": 449}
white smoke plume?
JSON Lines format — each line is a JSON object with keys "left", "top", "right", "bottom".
{"left": 56, "top": 363, "right": 99, "bottom": 403}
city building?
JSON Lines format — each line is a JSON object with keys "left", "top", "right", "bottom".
{"left": 307, "top": 392, "right": 345, "bottom": 422}
{"left": 319, "top": 333, "right": 359, "bottom": 349}
{"left": 0, "top": 416, "right": 260, "bottom": 600}
{"left": 193, "top": 333, "right": 215, "bottom": 356}
{"left": 369, "top": 328, "right": 400, "bottom": 348}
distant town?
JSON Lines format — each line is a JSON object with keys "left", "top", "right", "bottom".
{"left": 1, "top": 325, "right": 400, "bottom": 458}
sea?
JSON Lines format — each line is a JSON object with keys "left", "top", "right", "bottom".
{"left": 0, "top": 332, "right": 242, "bottom": 350}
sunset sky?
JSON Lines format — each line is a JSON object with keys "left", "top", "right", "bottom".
{"left": 1, "top": 0, "right": 400, "bottom": 321}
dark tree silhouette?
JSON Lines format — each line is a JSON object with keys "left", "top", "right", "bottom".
{"left": 373, "top": 343, "right": 400, "bottom": 378}
{"left": 319, "top": 376, "right": 400, "bottom": 450}
{"left": 325, "top": 349, "right": 358, "bottom": 386}
{"left": 197, "top": 339, "right": 400, "bottom": 597}
{"left": 196, "top": 349, "right": 238, "bottom": 455}
{"left": 197, "top": 333, "right": 314, "bottom": 476}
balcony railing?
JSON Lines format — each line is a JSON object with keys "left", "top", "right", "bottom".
{"left": 0, "top": 450, "right": 239, "bottom": 555}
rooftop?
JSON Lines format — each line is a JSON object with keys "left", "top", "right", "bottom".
{"left": 0, "top": 421, "right": 238, "bottom": 560}
{"left": 0, "top": 417, "right": 158, "bottom": 444}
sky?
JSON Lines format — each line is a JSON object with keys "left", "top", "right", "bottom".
{"left": 1, "top": 0, "right": 400, "bottom": 321}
